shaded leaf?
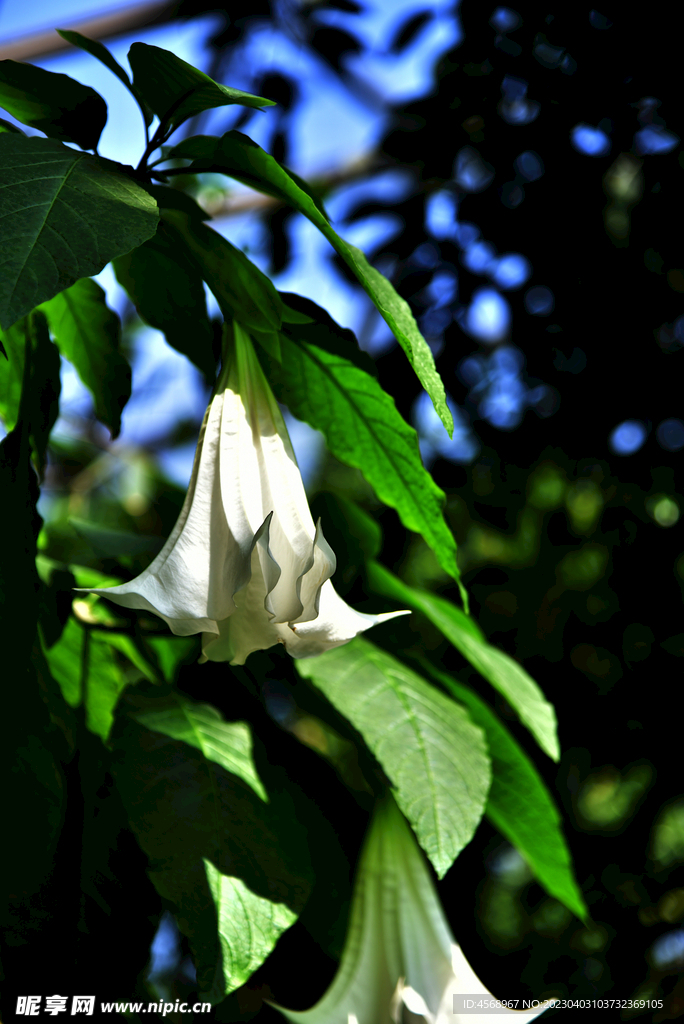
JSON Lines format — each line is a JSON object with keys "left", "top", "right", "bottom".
{"left": 113, "top": 702, "right": 310, "bottom": 999}
{"left": 69, "top": 517, "right": 164, "bottom": 558}
{"left": 40, "top": 277, "right": 131, "bottom": 437}
{"left": 146, "top": 635, "right": 198, "bottom": 683}
{"left": 56, "top": 29, "right": 153, "bottom": 126}
{"left": 128, "top": 43, "right": 274, "bottom": 131}
{"left": 132, "top": 694, "right": 267, "bottom": 800}
{"left": 0, "top": 319, "right": 25, "bottom": 430}
{"left": 113, "top": 219, "right": 215, "bottom": 379}
{"left": 367, "top": 561, "right": 560, "bottom": 762}
{"left": 162, "top": 210, "right": 283, "bottom": 333}
{"left": 261, "top": 303, "right": 462, "bottom": 587}
{"left": 0, "top": 58, "right": 106, "bottom": 149}
{"left": 0, "top": 312, "right": 60, "bottom": 474}
{"left": 0, "top": 135, "right": 158, "bottom": 330}
{"left": 296, "top": 637, "right": 490, "bottom": 877}
{"left": 0, "top": 117, "right": 25, "bottom": 134}
{"left": 431, "top": 667, "right": 588, "bottom": 921}
{"left": 167, "top": 130, "right": 452, "bottom": 435}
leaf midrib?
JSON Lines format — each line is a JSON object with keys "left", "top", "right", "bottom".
{"left": 7, "top": 150, "right": 84, "bottom": 315}
{"left": 289, "top": 337, "right": 453, "bottom": 560}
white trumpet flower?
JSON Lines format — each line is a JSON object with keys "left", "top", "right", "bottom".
{"left": 85, "top": 324, "right": 406, "bottom": 664}
{"left": 274, "top": 796, "right": 556, "bottom": 1024}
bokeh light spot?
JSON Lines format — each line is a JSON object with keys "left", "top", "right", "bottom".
{"left": 634, "top": 126, "right": 679, "bottom": 155}
{"left": 490, "top": 8, "right": 521, "bottom": 33}
{"left": 464, "top": 288, "right": 511, "bottom": 342}
{"left": 492, "top": 253, "right": 531, "bottom": 289}
{"left": 514, "top": 150, "right": 544, "bottom": 181}
{"left": 524, "top": 285, "right": 554, "bottom": 315}
{"left": 571, "top": 124, "right": 611, "bottom": 156}
{"left": 609, "top": 420, "right": 647, "bottom": 455}
{"left": 657, "top": 418, "right": 684, "bottom": 452}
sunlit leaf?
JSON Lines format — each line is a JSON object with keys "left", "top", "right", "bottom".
{"left": 44, "top": 616, "right": 130, "bottom": 741}
{"left": 296, "top": 637, "right": 490, "bottom": 877}
{"left": 367, "top": 561, "right": 560, "bottom": 761}
{"left": 167, "top": 130, "right": 453, "bottom": 435}
{"left": 261, "top": 297, "right": 462, "bottom": 587}
{"left": 132, "top": 694, "right": 267, "bottom": 801}
{"left": 114, "top": 703, "right": 310, "bottom": 1000}
{"left": 40, "top": 278, "right": 131, "bottom": 437}
{"left": 431, "top": 667, "right": 588, "bottom": 921}
{"left": 204, "top": 858, "right": 297, "bottom": 996}
{"left": 0, "top": 59, "right": 107, "bottom": 149}
{"left": 0, "top": 135, "right": 158, "bottom": 330}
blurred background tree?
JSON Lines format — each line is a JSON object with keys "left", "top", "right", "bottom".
{"left": 1, "top": 0, "right": 683, "bottom": 1018}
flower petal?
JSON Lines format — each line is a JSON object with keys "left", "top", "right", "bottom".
{"left": 80, "top": 394, "right": 251, "bottom": 635}
{"left": 276, "top": 581, "right": 410, "bottom": 660}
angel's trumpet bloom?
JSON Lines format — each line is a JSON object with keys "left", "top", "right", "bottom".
{"left": 274, "top": 796, "right": 556, "bottom": 1024}
{"left": 85, "top": 324, "right": 406, "bottom": 664}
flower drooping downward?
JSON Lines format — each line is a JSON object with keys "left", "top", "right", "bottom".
{"left": 273, "top": 796, "right": 556, "bottom": 1024}
{"left": 86, "top": 324, "right": 406, "bottom": 664}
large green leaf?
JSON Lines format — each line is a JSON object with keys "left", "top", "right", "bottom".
{"left": 40, "top": 278, "right": 131, "bottom": 437}
{"left": 56, "top": 29, "right": 153, "bottom": 126}
{"left": 162, "top": 210, "right": 283, "bottom": 333}
{"left": 113, "top": 700, "right": 310, "bottom": 1000}
{"left": 0, "top": 59, "right": 107, "bottom": 149}
{"left": 296, "top": 637, "right": 490, "bottom": 878}
{"left": 132, "top": 694, "right": 267, "bottom": 801}
{"left": 261, "top": 300, "right": 461, "bottom": 586}
{"left": 44, "top": 616, "right": 130, "bottom": 741}
{"left": 0, "top": 135, "right": 158, "bottom": 330}
{"left": 367, "top": 560, "right": 560, "bottom": 762}
{"left": 167, "top": 131, "right": 453, "bottom": 435}
{"left": 433, "top": 668, "right": 588, "bottom": 922}
{"left": 113, "top": 219, "right": 215, "bottom": 379}
{"left": 128, "top": 43, "right": 274, "bottom": 131}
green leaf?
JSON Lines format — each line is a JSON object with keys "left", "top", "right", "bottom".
{"left": 262, "top": 305, "right": 462, "bottom": 587}
{"left": 0, "top": 117, "right": 25, "bottom": 134}
{"left": 113, "top": 703, "right": 310, "bottom": 1000}
{"left": 113, "top": 219, "right": 215, "bottom": 379}
{"left": 100, "top": 632, "right": 161, "bottom": 684}
{"left": 128, "top": 43, "right": 274, "bottom": 132}
{"left": 44, "top": 616, "right": 130, "bottom": 741}
{"left": 56, "top": 29, "right": 153, "bottom": 127}
{"left": 0, "top": 135, "right": 158, "bottom": 330}
{"left": 367, "top": 561, "right": 560, "bottom": 761}
{"left": 25, "top": 312, "right": 60, "bottom": 476}
{"left": 40, "top": 278, "right": 131, "bottom": 437}
{"left": 432, "top": 668, "right": 588, "bottom": 922}
{"left": 296, "top": 637, "right": 490, "bottom": 878}
{"left": 162, "top": 209, "right": 283, "bottom": 333}
{"left": 69, "top": 517, "right": 164, "bottom": 558}
{"left": 204, "top": 858, "right": 297, "bottom": 996}
{"left": 0, "top": 312, "right": 60, "bottom": 474}
{"left": 167, "top": 130, "right": 452, "bottom": 435}
{"left": 132, "top": 694, "right": 267, "bottom": 801}
{"left": 0, "top": 320, "right": 26, "bottom": 430}
{"left": 0, "top": 59, "right": 107, "bottom": 149}
{"left": 146, "top": 635, "right": 198, "bottom": 683}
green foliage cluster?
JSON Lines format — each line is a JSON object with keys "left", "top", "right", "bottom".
{"left": 0, "top": 39, "right": 586, "bottom": 1010}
